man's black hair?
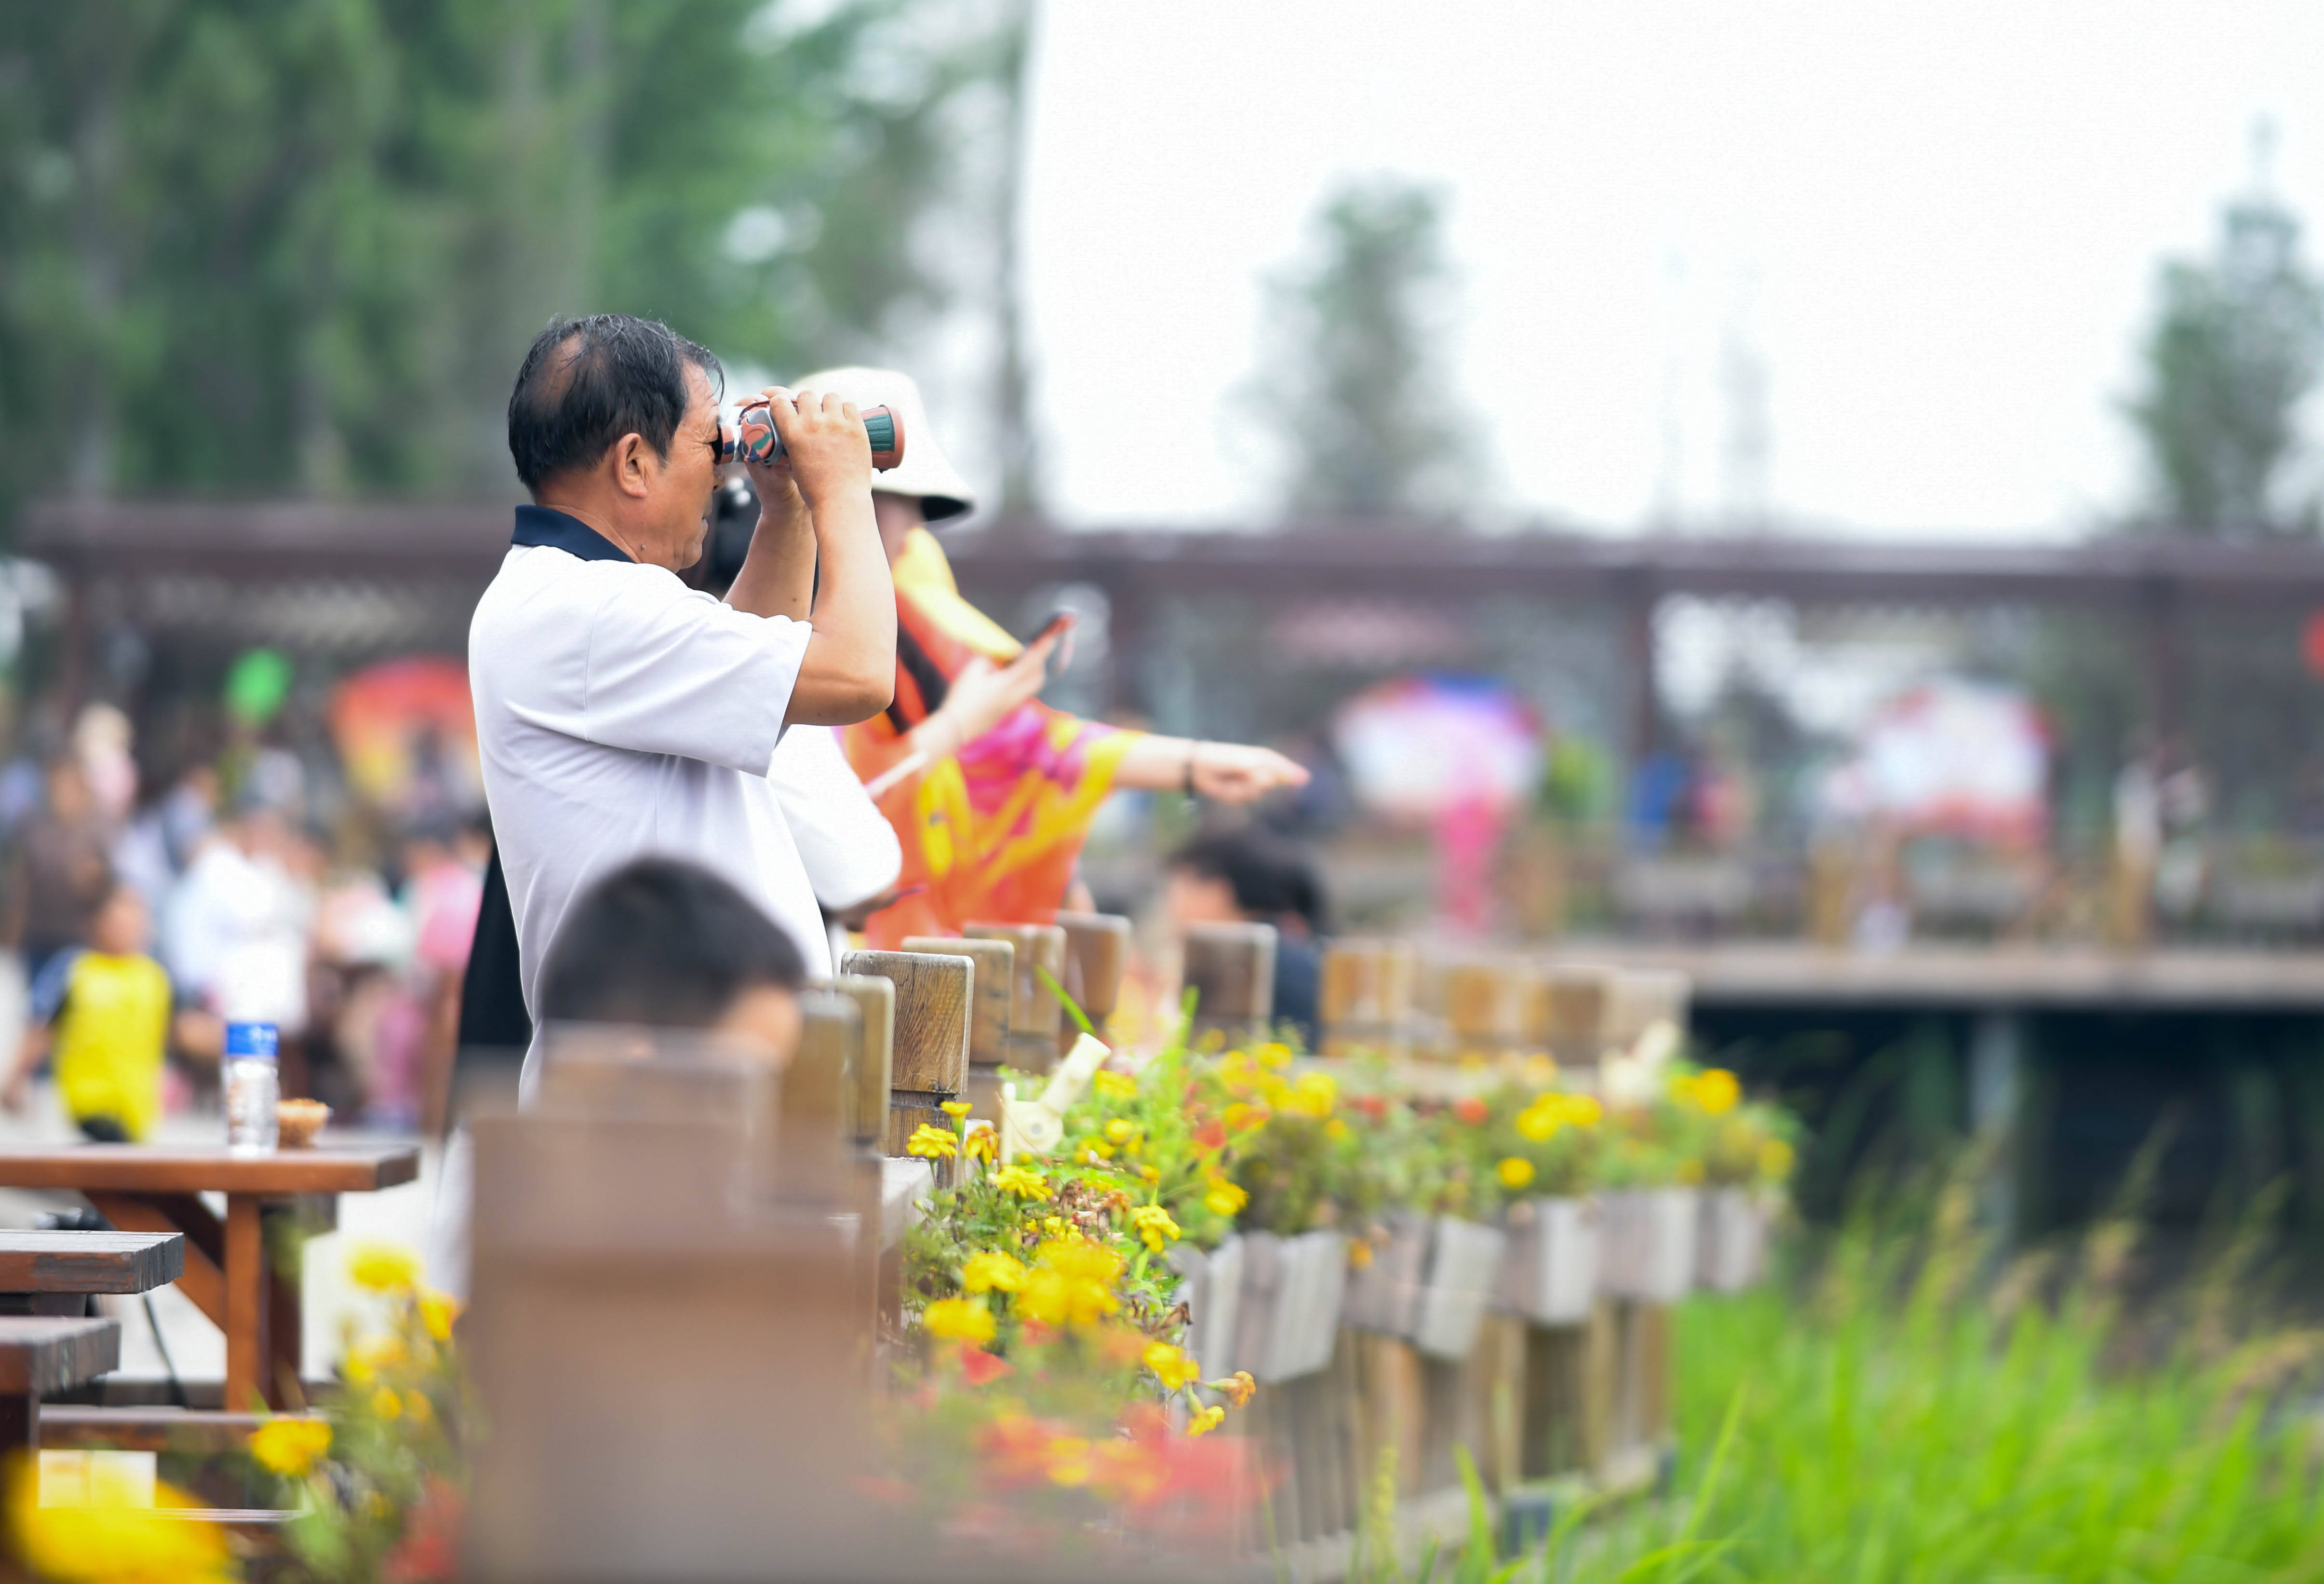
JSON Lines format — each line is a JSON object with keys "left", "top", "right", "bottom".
{"left": 1168, "top": 829, "right": 1329, "bottom": 934}
{"left": 539, "top": 857, "right": 806, "bottom": 1029}
{"left": 506, "top": 314, "right": 724, "bottom": 494}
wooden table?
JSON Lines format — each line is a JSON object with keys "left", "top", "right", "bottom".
{"left": 0, "top": 1147, "right": 421, "bottom": 1410}
{"left": 0, "top": 1315, "right": 121, "bottom": 1447}
{"left": 0, "top": 1231, "right": 184, "bottom": 1315}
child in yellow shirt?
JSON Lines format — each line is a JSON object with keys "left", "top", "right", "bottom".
{"left": 3, "top": 882, "right": 178, "bottom": 1141}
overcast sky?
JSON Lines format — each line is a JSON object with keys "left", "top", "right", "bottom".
{"left": 1012, "top": 2, "right": 2324, "bottom": 538}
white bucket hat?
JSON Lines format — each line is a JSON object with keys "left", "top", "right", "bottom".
{"left": 795, "top": 366, "right": 976, "bottom": 522}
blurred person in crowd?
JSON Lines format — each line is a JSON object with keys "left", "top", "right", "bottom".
{"left": 470, "top": 315, "right": 892, "bottom": 1095}
{"left": 72, "top": 704, "right": 138, "bottom": 829}
{"left": 2, "top": 880, "right": 210, "bottom": 1141}
{"left": 397, "top": 815, "right": 488, "bottom": 1132}
{"left": 165, "top": 788, "right": 316, "bottom": 1067}
{"left": 5, "top": 756, "right": 117, "bottom": 980}
{"left": 112, "top": 761, "right": 218, "bottom": 914}
{"left": 797, "top": 367, "right": 1309, "bottom": 948}
{"left": 538, "top": 856, "right": 807, "bottom": 1062}
{"left": 1164, "top": 828, "right": 1329, "bottom": 1045}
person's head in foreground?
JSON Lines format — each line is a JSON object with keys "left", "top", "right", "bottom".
{"left": 538, "top": 857, "right": 806, "bottom": 1063}
{"left": 507, "top": 313, "right": 727, "bottom": 572}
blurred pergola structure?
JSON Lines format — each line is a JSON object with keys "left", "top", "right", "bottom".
{"left": 23, "top": 499, "right": 2324, "bottom": 759}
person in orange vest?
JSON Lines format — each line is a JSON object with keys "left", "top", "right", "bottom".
{"left": 798, "top": 368, "right": 1307, "bottom": 947}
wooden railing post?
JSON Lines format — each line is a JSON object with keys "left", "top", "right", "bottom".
{"left": 902, "top": 935, "right": 1013, "bottom": 1120}
{"left": 1183, "top": 921, "right": 1276, "bottom": 1050}
{"left": 838, "top": 950, "right": 971, "bottom": 1168}
{"left": 964, "top": 921, "right": 1067, "bottom": 1073}
{"left": 1053, "top": 911, "right": 1130, "bottom": 1052}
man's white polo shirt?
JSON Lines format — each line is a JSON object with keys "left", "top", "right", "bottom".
{"left": 469, "top": 505, "right": 829, "bottom": 1050}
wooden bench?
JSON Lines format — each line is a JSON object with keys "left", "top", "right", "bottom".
{"left": 0, "top": 1316, "right": 121, "bottom": 1448}
{"left": 0, "top": 1231, "right": 185, "bottom": 1316}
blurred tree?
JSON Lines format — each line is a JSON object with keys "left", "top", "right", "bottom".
{"left": 2126, "top": 145, "right": 2324, "bottom": 538}
{"left": 1263, "top": 176, "right": 1469, "bottom": 520}
{"left": 0, "top": 0, "right": 990, "bottom": 526}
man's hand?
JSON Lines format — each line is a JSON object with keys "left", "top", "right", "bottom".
{"left": 916, "top": 623, "right": 1069, "bottom": 761}
{"left": 756, "top": 386, "right": 872, "bottom": 513}
{"left": 1189, "top": 742, "right": 1311, "bottom": 804}
{"left": 0, "top": 1072, "right": 26, "bottom": 1115}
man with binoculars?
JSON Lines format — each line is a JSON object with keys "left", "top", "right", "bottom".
{"left": 468, "top": 313, "right": 895, "bottom": 1083}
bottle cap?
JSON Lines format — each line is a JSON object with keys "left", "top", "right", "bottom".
{"left": 225, "top": 1022, "right": 280, "bottom": 1060}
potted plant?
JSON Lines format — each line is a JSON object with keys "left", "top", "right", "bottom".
{"left": 1479, "top": 1084, "right": 1606, "bottom": 1325}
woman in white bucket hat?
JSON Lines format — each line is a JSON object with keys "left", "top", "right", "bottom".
{"left": 798, "top": 366, "right": 1308, "bottom": 947}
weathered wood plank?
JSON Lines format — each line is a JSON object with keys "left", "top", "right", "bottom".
{"left": 0, "top": 1232, "right": 183, "bottom": 1296}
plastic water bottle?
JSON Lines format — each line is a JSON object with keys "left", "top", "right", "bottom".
{"left": 223, "top": 1023, "right": 281, "bottom": 1157}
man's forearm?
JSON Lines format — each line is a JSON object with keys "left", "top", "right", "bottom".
{"left": 725, "top": 491, "right": 816, "bottom": 620}
{"left": 785, "top": 490, "right": 896, "bottom": 725}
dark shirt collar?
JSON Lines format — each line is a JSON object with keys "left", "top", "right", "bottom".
{"left": 512, "top": 504, "right": 636, "bottom": 564}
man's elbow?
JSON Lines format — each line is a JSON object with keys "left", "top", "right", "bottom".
{"left": 791, "top": 666, "right": 893, "bottom": 727}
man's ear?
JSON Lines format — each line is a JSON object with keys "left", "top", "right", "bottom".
{"left": 610, "top": 431, "right": 655, "bottom": 499}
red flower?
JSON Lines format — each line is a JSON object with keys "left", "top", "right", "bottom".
{"left": 957, "top": 1346, "right": 1014, "bottom": 1386}
{"left": 1192, "top": 1119, "right": 1228, "bottom": 1152}
{"left": 1352, "top": 1095, "right": 1390, "bottom": 1123}
{"left": 384, "top": 1477, "right": 464, "bottom": 1583}
{"left": 1453, "top": 1097, "right": 1489, "bottom": 1125}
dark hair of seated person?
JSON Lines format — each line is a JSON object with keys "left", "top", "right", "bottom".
{"left": 538, "top": 858, "right": 805, "bottom": 1028}
{"left": 1168, "top": 828, "right": 1329, "bottom": 936}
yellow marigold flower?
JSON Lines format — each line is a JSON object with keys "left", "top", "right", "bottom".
{"left": 962, "top": 1250, "right": 1027, "bottom": 1295}
{"left": 1091, "top": 1069, "right": 1139, "bottom": 1100}
{"left": 964, "top": 1124, "right": 997, "bottom": 1162}
{"left": 1222, "top": 1101, "right": 1265, "bottom": 1133}
{"left": 923, "top": 1297, "right": 997, "bottom": 1344}
{"left": 1103, "top": 1117, "right": 1140, "bottom": 1145}
{"left": 940, "top": 1099, "right": 973, "bottom": 1119}
{"left": 1496, "top": 1156, "right": 1537, "bottom": 1191}
{"left": 249, "top": 1415, "right": 332, "bottom": 1478}
{"left": 1037, "top": 1237, "right": 1125, "bottom": 1284}
{"left": 343, "top": 1335, "right": 405, "bottom": 1385}
{"left": 1143, "top": 1341, "right": 1203, "bottom": 1390}
{"left": 1693, "top": 1069, "right": 1741, "bottom": 1115}
{"left": 9, "top": 1467, "right": 238, "bottom": 1584}
{"left": 906, "top": 1124, "right": 959, "bottom": 1159}
{"left": 1563, "top": 1093, "right": 1604, "bottom": 1127}
{"left": 347, "top": 1243, "right": 421, "bottom": 1294}
{"left": 1129, "top": 1205, "right": 1181, "bottom": 1253}
{"left": 1759, "top": 1137, "right": 1796, "bottom": 1179}
{"left": 1257, "top": 1042, "right": 1293, "bottom": 1069}
{"left": 1204, "top": 1176, "right": 1249, "bottom": 1217}
{"left": 1281, "top": 1071, "right": 1336, "bottom": 1119}
{"left": 1138, "top": 1164, "right": 1161, "bottom": 1183}
{"left": 1326, "top": 1117, "right": 1350, "bottom": 1141}
{"left": 992, "top": 1165, "right": 1051, "bottom": 1200}
{"left": 372, "top": 1386, "right": 403, "bottom": 1421}
{"left": 1041, "top": 1217, "right": 1069, "bottom": 1238}
{"left": 1187, "top": 1404, "right": 1226, "bottom": 1437}
{"left": 1018, "top": 1268, "right": 1118, "bottom": 1327}
{"left": 1517, "top": 1102, "right": 1562, "bottom": 1143}
{"left": 1348, "top": 1238, "right": 1374, "bottom": 1270}
{"left": 417, "top": 1288, "right": 461, "bottom": 1343}
{"left": 1676, "top": 1158, "right": 1706, "bottom": 1185}
{"left": 1045, "top": 1436, "right": 1094, "bottom": 1486}
{"left": 1213, "top": 1370, "right": 1257, "bottom": 1408}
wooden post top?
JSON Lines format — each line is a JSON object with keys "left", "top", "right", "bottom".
{"left": 901, "top": 935, "right": 1014, "bottom": 1067}
{"left": 963, "top": 922, "right": 1067, "bottom": 1043}
{"left": 0, "top": 1232, "right": 184, "bottom": 1296}
{"left": 1183, "top": 921, "right": 1277, "bottom": 1028}
{"left": 0, "top": 1316, "right": 121, "bottom": 1394}
{"left": 0, "top": 1146, "right": 421, "bottom": 1196}
{"left": 827, "top": 975, "right": 897, "bottom": 1146}
{"left": 1319, "top": 938, "right": 1417, "bottom": 1027}
{"left": 839, "top": 950, "right": 970, "bottom": 1096}
{"left": 1052, "top": 911, "right": 1131, "bottom": 1020}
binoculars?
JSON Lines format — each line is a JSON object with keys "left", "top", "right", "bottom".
{"left": 719, "top": 401, "right": 904, "bottom": 472}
